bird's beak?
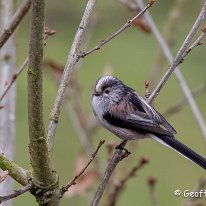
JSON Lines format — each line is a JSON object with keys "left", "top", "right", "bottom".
{"left": 93, "top": 91, "right": 100, "bottom": 96}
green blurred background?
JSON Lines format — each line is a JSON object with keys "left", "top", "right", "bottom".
{"left": 13, "top": 0, "right": 206, "bottom": 205}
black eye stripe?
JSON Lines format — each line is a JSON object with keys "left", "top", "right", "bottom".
{"left": 101, "top": 86, "right": 107, "bottom": 91}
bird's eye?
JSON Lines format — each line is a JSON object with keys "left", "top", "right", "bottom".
{"left": 104, "top": 89, "right": 110, "bottom": 94}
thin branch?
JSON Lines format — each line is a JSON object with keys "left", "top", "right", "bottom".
{"left": 106, "top": 157, "right": 149, "bottom": 206}
{"left": 0, "top": 7, "right": 30, "bottom": 185}
{"left": 91, "top": 141, "right": 130, "bottom": 206}
{"left": 0, "top": 153, "right": 29, "bottom": 186}
{"left": 60, "top": 139, "right": 105, "bottom": 195}
{"left": 136, "top": 0, "right": 206, "bottom": 142}
{"left": 163, "top": 82, "right": 206, "bottom": 117}
{"left": 47, "top": 0, "right": 97, "bottom": 153}
{"left": 0, "top": 0, "right": 31, "bottom": 48}
{"left": 147, "top": 176, "right": 159, "bottom": 206}
{"left": 0, "top": 27, "right": 56, "bottom": 104}
{"left": 148, "top": 0, "right": 186, "bottom": 88}
{"left": 68, "top": 14, "right": 100, "bottom": 134}
{"left": 0, "top": 182, "right": 32, "bottom": 204}
{"left": 78, "top": 0, "right": 155, "bottom": 59}
{"left": 0, "top": 57, "right": 28, "bottom": 103}
{"left": 28, "top": 0, "right": 58, "bottom": 197}
{"left": 182, "top": 24, "right": 206, "bottom": 58}
{"left": 147, "top": 2, "right": 206, "bottom": 103}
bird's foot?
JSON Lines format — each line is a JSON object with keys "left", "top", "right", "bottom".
{"left": 115, "top": 140, "right": 131, "bottom": 155}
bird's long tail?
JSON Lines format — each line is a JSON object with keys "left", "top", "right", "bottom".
{"left": 152, "top": 135, "right": 206, "bottom": 170}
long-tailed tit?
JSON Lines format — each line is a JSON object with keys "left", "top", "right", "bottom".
{"left": 92, "top": 75, "right": 206, "bottom": 170}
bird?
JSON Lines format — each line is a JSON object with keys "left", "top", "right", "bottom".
{"left": 91, "top": 75, "right": 206, "bottom": 170}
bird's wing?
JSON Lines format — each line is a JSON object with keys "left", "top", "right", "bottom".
{"left": 129, "top": 91, "right": 176, "bottom": 134}
{"left": 103, "top": 110, "right": 174, "bottom": 137}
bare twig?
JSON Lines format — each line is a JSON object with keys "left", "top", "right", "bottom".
{"left": 148, "top": 0, "right": 186, "bottom": 88}
{"left": 60, "top": 139, "right": 105, "bottom": 195}
{"left": 91, "top": 141, "right": 130, "bottom": 206}
{"left": 0, "top": 58, "right": 28, "bottom": 103}
{"left": 47, "top": 0, "right": 97, "bottom": 153}
{"left": 147, "top": 176, "right": 159, "bottom": 206}
{"left": 0, "top": 183, "right": 32, "bottom": 204}
{"left": 182, "top": 24, "right": 206, "bottom": 58}
{"left": 78, "top": 0, "right": 155, "bottom": 59}
{"left": 106, "top": 157, "right": 149, "bottom": 206}
{"left": 0, "top": 0, "right": 31, "bottom": 48}
{"left": 68, "top": 14, "right": 100, "bottom": 135}
{"left": 136, "top": 0, "right": 206, "bottom": 142}
{"left": 146, "top": 2, "right": 206, "bottom": 103}
{"left": 163, "top": 83, "right": 206, "bottom": 117}
{"left": 0, "top": 27, "right": 56, "bottom": 104}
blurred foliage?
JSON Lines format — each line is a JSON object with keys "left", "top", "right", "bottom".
{"left": 12, "top": 0, "right": 206, "bottom": 205}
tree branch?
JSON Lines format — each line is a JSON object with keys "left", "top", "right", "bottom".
{"left": 0, "top": 182, "right": 32, "bottom": 204}
{"left": 0, "top": 27, "right": 56, "bottom": 104}
{"left": 182, "top": 24, "right": 206, "bottom": 58}
{"left": 78, "top": 0, "right": 155, "bottom": 59}
{"left": 0, "top": 153, "right": 29, "bottom": 186}
{"left": 0, "top": 57, "right": 28, "bottom": 103}
{"left": 0, "top": 0, "right": 31, "bottom": 48}
{"left": 148, "top": 0, "right": 186, "bottom": 88}
{"left": 91, "top": 141, "right": 130, "bottom": 206}
{"left": 136, "top": 0, "right": 206, "bottom": 142}
{"left": 147, "top": 176, "right": 159, "bottom": 206}
{"left": 47, "top": 0, "right": 97, "bottom": 153}
{"left": 60, "top": 139, "right": 105, "bottom": 196}
{"left": 106, "top": 157, "right": 149, "bottom": 206}
{"left": 28, "top": 0, "right": 58, "bottom": 205}
{"left": 147, "top": 2, "right": 206, "bottom": 103}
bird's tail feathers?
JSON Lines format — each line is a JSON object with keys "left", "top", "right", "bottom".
{"left": 151, "top": 134, "right": 206, "bottom": 170}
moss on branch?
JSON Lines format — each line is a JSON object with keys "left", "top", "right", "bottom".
{"left": 0, "top": 154, "right": 30, "bottom": 186}
{"left": 27, "top": 0, "right": 59, "bottom": 204}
